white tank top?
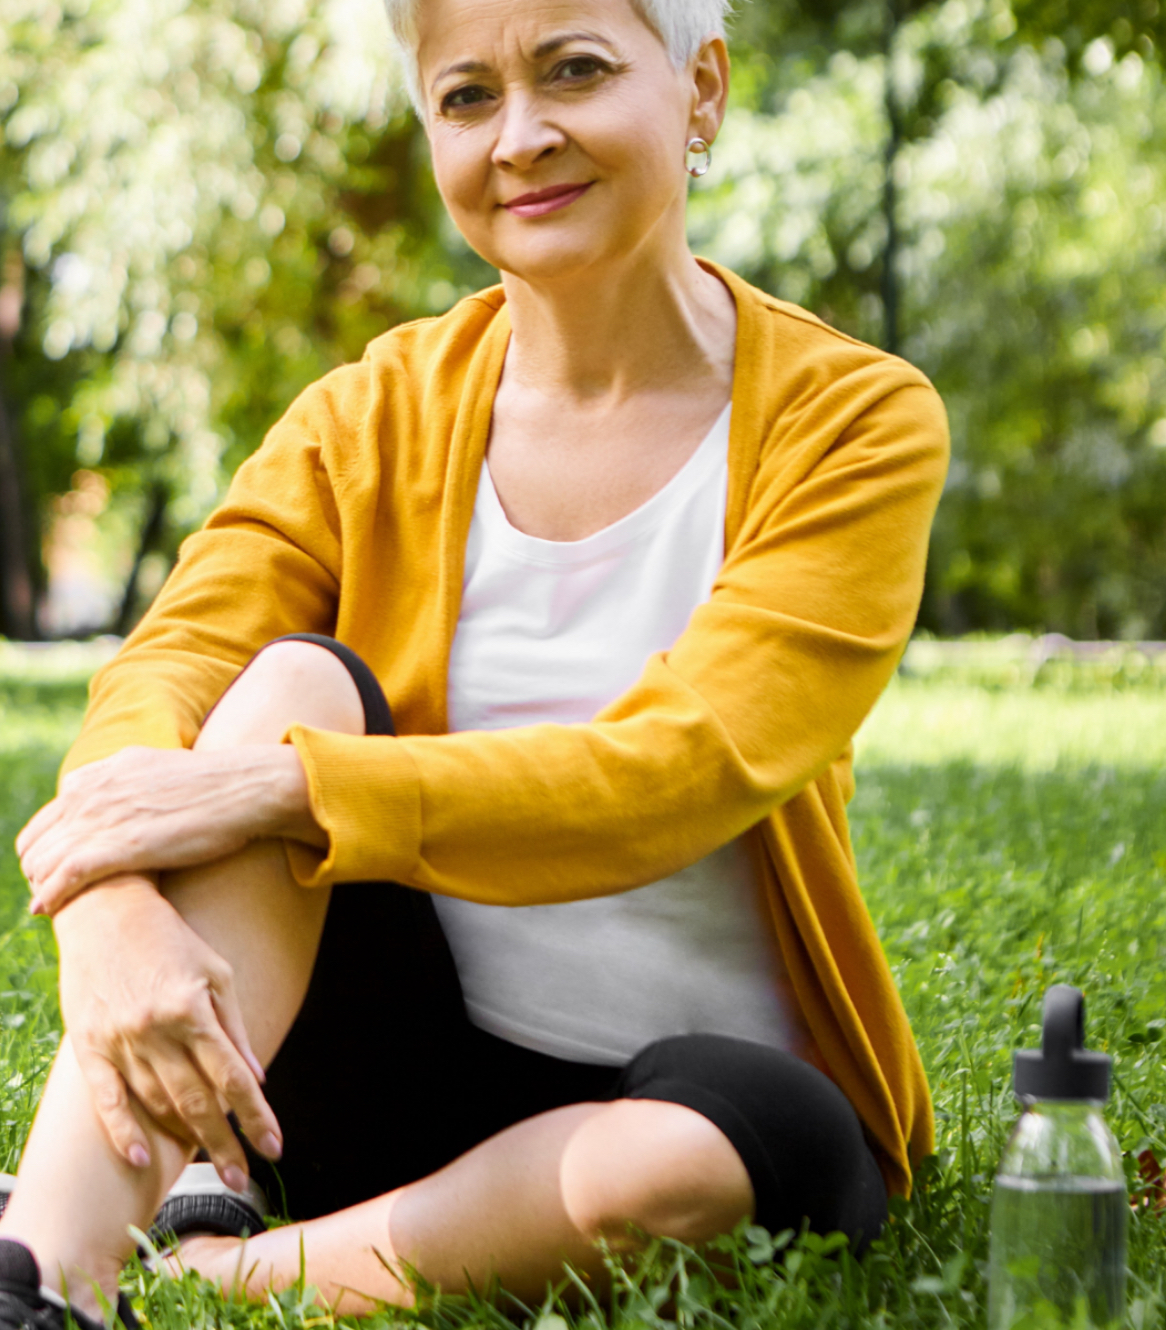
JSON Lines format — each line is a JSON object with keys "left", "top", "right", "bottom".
{"left": 435, "top": 405, "right": 808, "bottom": 1065}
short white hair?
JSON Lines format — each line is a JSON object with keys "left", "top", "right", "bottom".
{"left": 385, "top": 0, "right": 733, "bottom": 113}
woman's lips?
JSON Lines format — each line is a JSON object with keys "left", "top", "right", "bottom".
{"left": 503, "top": 183, "right": 592, "bottom": 218}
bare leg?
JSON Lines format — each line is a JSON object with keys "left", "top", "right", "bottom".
{"left": 177, "top": 1097, "right": 753, "bottom": 1316}
{"left": 0, "top": 641, "right": 364, "bottom": 1316}
{"left": 2, "top": 639, "right": 755, "bottom": 1319}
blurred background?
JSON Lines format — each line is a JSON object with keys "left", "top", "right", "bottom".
{"left": 1, "top": 0, "right": 1165, "bottom": 643}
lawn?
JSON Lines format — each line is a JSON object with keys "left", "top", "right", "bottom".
{"left": 2, "top": 645, "right": 1166, "bottom": 1328}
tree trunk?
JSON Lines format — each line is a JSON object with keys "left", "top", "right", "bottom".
{"left": 112, "top": 481, "right": 168, "bottom": 637}
{"left": 0, "top": 378, "right": 36, "bottom": 639}
{"left": 882, "top": 0, "right": 903, "bottom": 358}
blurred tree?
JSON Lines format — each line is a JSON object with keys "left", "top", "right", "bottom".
{"left": 702, "top": 0, "right": 1166, "bottom": 637}
{"left": 3, "top": 0, "right": 1166, "bottom": 640}
{"left": 0, "top": 249, "right": 37, "bottom": 637}
{"left": 1011, "top": 0, "right": 1165, "bottom": 67}
{"left": 726, "top": 0, "right": 1005, "bottom": 354}
{"left": 0, "top": 0, "right": 489, "bottom": 637}
{"left": 902, "top": 35, "right": 1166, "bottom": 635}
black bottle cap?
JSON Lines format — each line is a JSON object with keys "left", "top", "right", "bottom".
{"left": 1014, "top": 985, "right": 1111, "bottom": 1102}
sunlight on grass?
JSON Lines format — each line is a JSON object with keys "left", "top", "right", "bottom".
{"left": 857, "top": 677, "right": 1166, "bottom": 771}
{"left": 0, "top": 639, "right": 109, "bottom": 756}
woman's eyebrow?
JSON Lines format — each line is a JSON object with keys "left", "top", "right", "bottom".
{"left": 532, "top": 31, "right": 617, "bottom": 58}
{"left": 432, "top": 31, "right": 615, "bottom": 88}
{"left": 433, "top": 58, "right": 491, "bottom": 89}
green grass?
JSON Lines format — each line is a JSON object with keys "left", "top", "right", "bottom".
{"left": 2, "top": 656, "right": 1166, "bottom": 1327}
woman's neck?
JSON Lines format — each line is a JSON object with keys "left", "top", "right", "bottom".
{"left": 498, "top": 242, "right": 737, "bottom": 410}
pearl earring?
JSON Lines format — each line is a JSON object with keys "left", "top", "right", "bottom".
{"left": 685, "top": 137, "right": 712, "bottom": 178}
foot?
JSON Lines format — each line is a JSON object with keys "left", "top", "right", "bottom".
{"left": 0, "top": 1237, "right": 139, "bottom": 1329}
{"left": 162, "top": 1233, "right": 255, "bottom": 1298}
{"left": 166, "top": 1209, "right": 412, "bottom": 1317}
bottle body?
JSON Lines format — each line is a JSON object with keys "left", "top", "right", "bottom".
{"left": 988, "top": 1101, "right": 1127, "bottom": 1330}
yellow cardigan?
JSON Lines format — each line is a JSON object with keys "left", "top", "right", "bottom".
{"left": 64, "top": 264, "right": 949, "bottom": 1198}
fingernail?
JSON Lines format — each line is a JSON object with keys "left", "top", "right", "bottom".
{"left": 28, "top": 898, "right": 45, "bottom": 917}
{"left": 223, "top": 1165, "right": 248, "bottom": 1193}
{"left": 259, "top": 1132, "right": 282, "bottom": 1161}
{"left": 128, "top": 1144, "right": 150, "bottom": 1168}
{"left": 247, "top": 1054, "right": 266, "bottom": 1085}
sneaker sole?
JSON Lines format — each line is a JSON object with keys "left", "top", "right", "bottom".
{"left": 2, "top": 1164, "right": 267, "bottom": 1248}
{"left": 149, "top": 1162, "right": 269, "bottom": 1247}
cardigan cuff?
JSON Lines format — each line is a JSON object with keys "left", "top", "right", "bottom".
{"left": 283, "top": 725, "right": 422, "bottom": 887}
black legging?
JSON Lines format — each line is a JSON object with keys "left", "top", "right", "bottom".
{"left": 240, "top": 635, "right": 889, "bottom": 1252}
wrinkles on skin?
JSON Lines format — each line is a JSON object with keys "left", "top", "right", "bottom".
{"left": 17, "top": 744, "right": 316, "bottom": 915}
{"left": 55, "top": 877, "right": 281, "bottom": 1180}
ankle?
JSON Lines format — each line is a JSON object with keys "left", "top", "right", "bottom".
{"left": 54, "top": 1265, "right": 122, "bottom": 1322}
{"left": 0, "top": 1226, "right": 121, "bottom": 1320}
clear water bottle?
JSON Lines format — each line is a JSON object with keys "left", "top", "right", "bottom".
{"left": 988, "top": 985, "right": 1127, "bottom": 1330}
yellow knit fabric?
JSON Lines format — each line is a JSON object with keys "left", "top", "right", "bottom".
{"left": 64, "top": 264, "right": 949, "bottom": 1198}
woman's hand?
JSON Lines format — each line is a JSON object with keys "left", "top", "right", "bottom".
{"left": 55, "top": 875, "right": 283, "bottom": 1186}
{"left": 17, "top": 744, "right": 320, "bottom": 916}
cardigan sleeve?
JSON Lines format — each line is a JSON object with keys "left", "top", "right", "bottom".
{"left": 285, "top": 378, "right": 950, "bottom": 898}
{"left": 60, "top": 381, "right": 346, "bottom": 776}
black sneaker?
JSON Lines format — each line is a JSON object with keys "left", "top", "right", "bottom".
{"left": 149, "top": 1162, "right": 268, "bottom": 1249}
{"left": 0, "top": 1237, "right": 139, "bottom": 1329}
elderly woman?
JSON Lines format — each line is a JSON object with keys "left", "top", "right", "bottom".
{"left": 0, "top": 0, "right": 947, "bottom": 1324}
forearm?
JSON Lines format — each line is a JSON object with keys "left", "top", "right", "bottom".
{"left": 53, "top": 874, "right": 165, "bottom": 962}
{"left": 23, "top": 743, "right": 327, "bottom": 917}
{"left": 285, "top": 630, "right": 891, "bottom": 901}
{"left": 206, "top": 744, "right": 326, "bottom": 848}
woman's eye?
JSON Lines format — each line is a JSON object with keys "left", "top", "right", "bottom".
{"left": 555, "top": 56, "right": 604, "bottom": 82}
{"left": 442, "top": 84, "right": 492, "bottom": 112}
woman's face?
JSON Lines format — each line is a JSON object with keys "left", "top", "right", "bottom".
{"left": 415, "top": 0, "right": 727, "bottom": 284}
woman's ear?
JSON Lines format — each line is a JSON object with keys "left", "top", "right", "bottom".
{"left": 689, "top": 36, "right": 730, "bottom": 145}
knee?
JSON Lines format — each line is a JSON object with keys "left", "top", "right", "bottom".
{"left": 560, "top": 1099, "right": 754, "bottom": 1248}
{"left": 239, "top": 640, "right": 356, "bottom": 698}
{"left": 197, "top": 640, "right": 366, "bottom": 750}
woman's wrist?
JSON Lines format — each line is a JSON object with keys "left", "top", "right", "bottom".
{"left": 52, "top": 873, "right": 161, "bottom": 944}
{"left": 259, "top": 744, "right": 327, "bottom": 848}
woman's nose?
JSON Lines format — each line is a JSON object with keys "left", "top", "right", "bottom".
{"left": 491, "top": 92, "right": 565, "bottom": 171}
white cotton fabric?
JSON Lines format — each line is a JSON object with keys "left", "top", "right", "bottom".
{"left": 435, "top": 405, "right": 808, "bottom": 1065}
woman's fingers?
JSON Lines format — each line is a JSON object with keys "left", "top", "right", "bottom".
{"left": 14, "top": 795, "right": 64, "bottom": 859}
{"left": 189, "top": 1009, "right": 283, "bottom": 1164}
{"left": 57, "top": 882, "right": 280, "bottom": 1189}
{"left": 201, "top": 958, "right": 280, "bottom": 1156}
{"left": 18, "top": 747, "right": 282, "bottom": 914}
{"left": 210, "top": 978, "right": 268, "bottom": 1089}
{"left": 142, "top": 973, "right": 281, "bottom": 1181}
{"left": 22, "top": 829, "right": 122, "bottom": 915}
{"left": 145, "top": 1040, "right": 253, "bottom": 1191}
{"left": 16, "top": 760, "right": 109, "bottom": 867}
{"left": 122, "top": 1052, "right": 188, "bottom": 1141}
{"left": 74, "top": 1045, "right": 153, "bottom": 1169}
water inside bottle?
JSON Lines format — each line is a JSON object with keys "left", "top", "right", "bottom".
{"left": 988, "top": 1175, "right": 1127, "bottom": 1330}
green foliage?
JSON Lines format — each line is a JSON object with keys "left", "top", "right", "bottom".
{"left": 3, "top": 659, "right": 1166, "bottom": 1326}
{"left": 1011, "top": 0, "right": 1166, "bottom": 68}
{"left": 0, "top": 0, "right": 491, "bottom": 633}
{"left": 699, "top": 0, "right": 1166, "bottom": 638}
{"left": 5, "top": 0, "right": 1166, "bottom": 638}
{"left": 900, "top": 30, "right": 1166, "bottom": 637}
